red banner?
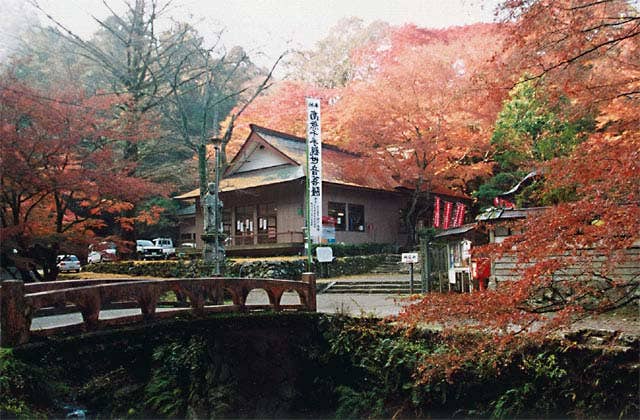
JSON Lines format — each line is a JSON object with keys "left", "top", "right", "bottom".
{"left": 433, "top": 196, "right": 441, "bottom": 228}
{"left": 459, "top": 203, "right": 467, "bottom": 226}
{"left": 453, "top": 203, "right": 461, "bottom": 228}
{"left": 453, "top": 203, "right": 466, "bottom": 227}
{"left": 443, "top": 201, "right": 453, "bottom": 229}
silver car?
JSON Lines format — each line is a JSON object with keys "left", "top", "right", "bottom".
{"left": 57, "top": 255, "right": 82, "bottom": 273}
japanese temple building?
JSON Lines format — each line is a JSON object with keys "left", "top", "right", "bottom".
{"left": 174, "top": 124, "right": 470, "bottom": 256}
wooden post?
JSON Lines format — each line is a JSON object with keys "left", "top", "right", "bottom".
{"left": 409, "top": 263, "right": 414, "bottom": 294}
{"left": 301, "top": 272, "right": 316, "bottom": 312}
{"left": 1, "top": 280, "right": 30, "bottom": 347}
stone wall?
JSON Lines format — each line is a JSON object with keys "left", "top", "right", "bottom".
{"left": 2, "top": 314, "right": 638, "bottom": 419}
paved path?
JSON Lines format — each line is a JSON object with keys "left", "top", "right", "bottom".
{"left": 315, "top": 273, "right": 415, "bottom": 317}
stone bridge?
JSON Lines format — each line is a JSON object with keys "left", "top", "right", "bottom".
{"left": 0, "top": 274, "right": 316, "bottom": 347}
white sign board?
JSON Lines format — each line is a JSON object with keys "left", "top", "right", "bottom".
{"left": 306, "top": 98, "right": 322, "bottom": 243}
{"left": 316, "top": 246, "right": 334, "bottom": 263}
{"left": 401, "top": 252, "right": 419, "bottom": 264}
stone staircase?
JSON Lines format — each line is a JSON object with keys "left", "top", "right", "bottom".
{"left": 317, "top": 254, "right": 423, "bottom": 294}
{"left": 370, "top": 254, "right": 421, "bottom": 274}
{"left": 319, "top": 277, "right": 419, "bottom": 294}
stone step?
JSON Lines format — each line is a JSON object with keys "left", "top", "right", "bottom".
{"left": 327, "top": 280, "right": 412, "bottom": 286}
{"left": 371, "top": 255, "right": 422, "bottom": 274}
{"left": 319, "top": 278, "right": 423, "bottom": 294}
{"left": 322, "top": 288, "right": 414, "bottom": 294}
{"left": 328, "top": 284, "right": 409, "bottom": 292}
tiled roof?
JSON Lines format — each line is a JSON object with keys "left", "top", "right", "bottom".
{"left": 434, "top": 224, "right": 477, "bottom": 238}
{"left": 475, "top": 207, "right": 548, "bottom": 221}
{"left": 251, "top": 125, "right": 399, "bottom": 191}
{"left": 173, "top": 165, "right": 304, "bottom": 200}
{"left": 174, "top": 124, "right": 469, "bottom": 200}
{"left": 222, "top": 164, "right": 304, "bottom": 191}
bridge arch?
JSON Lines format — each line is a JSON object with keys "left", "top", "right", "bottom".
{"left": 280, "top": 288, "right": 305, "bottom": 307}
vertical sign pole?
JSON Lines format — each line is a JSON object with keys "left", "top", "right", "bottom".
{"left": 305, "top": 150, "right": 312, "bottom": 271}
{"left": 306, "top": 98, "right": 322, "bottom": 271}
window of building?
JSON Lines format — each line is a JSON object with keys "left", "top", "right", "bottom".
{"left": 257, "top": 203, "right": 277, "bottom": 244}
{"left": 348, "top": 204, "right": 365, "bottom": 232}
{"left": 494, "top": 226, "right": 510, "bottom": 237}
{"left": 180, "top": 233, "right": 195, "bottom": 241}
{"left": 328, "top": 202, "right": 346, "bottom": 231}
{"left": 235, "top": 205, "right": 254, "bottom": 245}
{"left": 222, "top": 208, "right": 232, "bottom": 236}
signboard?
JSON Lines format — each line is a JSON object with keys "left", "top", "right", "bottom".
{"left": 453, "top": 203, "right": 467, "bottom": 227}
{"left": 433, "top": 196, "right": 441, "bottom": 228}
{"left": 322, "top": 226, "right": 336, "bottom": 243}
{"left": 316, "top": 246, "right": 334, "bottom": 262}
{"left": 322, "top": 216, "right": 336, "bottom": 243}
{"left": 401, "top": 252, "right": 419, "bottom": 264}
{"left": 306, "top": 98, "right": 322, "bottom": 243}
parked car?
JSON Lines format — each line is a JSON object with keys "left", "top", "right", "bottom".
{"left": 136, "top": 239, "right": 164, "bottom": 260}
{"left": 57, "top": 254, "right": 81, "bottom": 273}
{"left": 87, "top": 242, "right": 117, "bottom": 264}
{"left": 153, "top": 238, "right": 176, "bottom": 259}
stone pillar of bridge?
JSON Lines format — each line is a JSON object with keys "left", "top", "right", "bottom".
{"left": 1, "top": 280, "right": 31, "bottom": 347}
{"left": 301, "top": 272, "right": 317, "bottom": 312}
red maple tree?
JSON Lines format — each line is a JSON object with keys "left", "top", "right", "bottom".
{"left": 397, "top": 0, "right": 639, "bottom": 384}
{"left": 336, "top": 24, "right": 505, "bottom": 240}
{"left": 221, "top": 80, "right": 344, "bottom": 160}
{"left": 0, "top": 76, "right": 159, "bottom": 280}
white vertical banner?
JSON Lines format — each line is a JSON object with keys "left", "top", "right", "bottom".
{"left": 306, "top": 98, "right": 322, "bottom": 243}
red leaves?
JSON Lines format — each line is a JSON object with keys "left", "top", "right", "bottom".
{"left": 0, "top": 76, "right": 158, "bottom": 250}
{"left": 546, "top": 132, "right": 640, "bottom": 205}
{"left": 230, "top": 25, "right": 505, "bottom": 196}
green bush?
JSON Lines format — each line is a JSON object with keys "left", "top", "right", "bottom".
{"left": 0, "top": 348, "right": 64, "bottom": 418}
{"left": 143, "top": 337, "right": 237, "bottom": 418}
{"left": 4, "top": 316, "right": 639, "bottom": 419}
{"left": 319, "top": 318, "right": 640, "bottom": 419}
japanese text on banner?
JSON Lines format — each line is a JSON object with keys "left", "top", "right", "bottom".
{"left": 306, "top": 98, "right": 322, "bottom": 243}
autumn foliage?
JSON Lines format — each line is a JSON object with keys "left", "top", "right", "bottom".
{"left": 231, "top": 24, "right": 505, "bottom": 195}
{"left": 0, "top": 0, "right": 636, "bottom": 389}
{"left": 222, "top": 0, "right": 640, "bottom": 392}
{"left": 393, "top": 0, "right": 639, "bottom": 387}
{"left": 0, "top": 76, "right": 158, "bottom": 279}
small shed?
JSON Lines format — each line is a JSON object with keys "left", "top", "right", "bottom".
{"left": 426, "top": 224, "right": 487, "bottom": 293}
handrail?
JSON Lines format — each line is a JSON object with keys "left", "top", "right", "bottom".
{"left": 0, "top": 274, "right": 316, "bottom": 347}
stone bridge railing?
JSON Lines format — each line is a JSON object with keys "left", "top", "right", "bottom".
{"left": 0, "top": 274, "right": 316, "bottom": 347}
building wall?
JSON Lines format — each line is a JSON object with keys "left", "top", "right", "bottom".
{"left": 236, "top": 145, "right": 290, "bottom": 173}
{"left": 323, "top": 184, "right": 406, "bottom": 245}
{"left": 222, "top": 181, "right": 305, "bottom": 245}
{"left": 180, "top": 180, "right": 408, "bottom": 252}
{"left": 178, "top": 216, "right": 198, "bottom": 244}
